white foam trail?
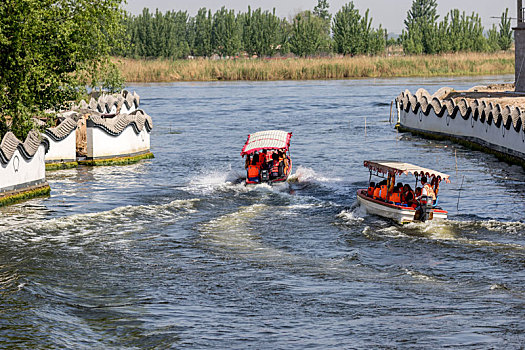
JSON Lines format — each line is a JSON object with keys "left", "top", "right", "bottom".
{"left": 0, "top": 198, "right": 200, "bottom": 243}
{"left": 405, "top": 269, "right": 438, "bottom": 282}
{"left": 199, "top": 204, "right": 388, "bottom": 281}
{"left": 288, "top": 165, "right": 344, "bottom": 184}
{"left": 369, "top": 219, "right": 525, "bottom": 251}
{"left": 338, "top": 200, "right": 367, "bottom": 222}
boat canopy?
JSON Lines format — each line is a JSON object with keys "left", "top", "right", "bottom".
{"left": 241, "top": 130, "right": 292, "bottom": 156}
{"left": 364, "top": 160, "right": 451, "bottom": 183}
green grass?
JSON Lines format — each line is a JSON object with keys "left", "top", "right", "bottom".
{"left": 0, "top": 184, "right": 51, "bottom": 207}
{"left": 45, "top": 161, "right": 79, "bottom": 171}
{"left": 78, "top": 152, "right": 154, "bottom": 166}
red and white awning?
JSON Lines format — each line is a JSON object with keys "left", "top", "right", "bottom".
{"left": 364, "top": 160, "right": 451, "bottom": 183}
{"left": 241, "top": 130, "right": 292, "bottom": 155}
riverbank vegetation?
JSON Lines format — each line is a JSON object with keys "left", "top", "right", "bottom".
{"left": 0, "top": 0, "right": 126, "bottom": 140}
{"left": 0, "top": 0, "right": 517, "bottom": 139}
{"left": 117, "top": 52, "right": 514, "bottom": 82}
{"left": 119, "top": 0, "right": 512, "bottom": 60}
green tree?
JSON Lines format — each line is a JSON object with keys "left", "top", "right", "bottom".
{"left": 487, "top": 24, "right": 501, "bottom": 52}
{"left": 401, "top": 0, "right": 439, "bottom": 54}
{"left": 193, "top": 8, "right": 213, "bottom": 57}
{"left": 211, "top": 7, "right": 241, "bottom": 57}
{"left": 241, "top": 7, "right": 281, "bottom": 57}
{"left": 332, "top": 3, "right": 385, "bottom": 55}
{"left": 498, "top": 8, "right": 512, "bottom": 51}
{"left": 313, "top": 0, "right": 331, "bottom": 36}
{"left": 289, "top": 11, "right": 329, "bottom": 56}
{"left": 0, "top": 0, "right": 126, "bottom": 139}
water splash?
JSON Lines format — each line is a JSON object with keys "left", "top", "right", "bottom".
{"left": 0, "top": 198, "right": 200, "bottom": 243}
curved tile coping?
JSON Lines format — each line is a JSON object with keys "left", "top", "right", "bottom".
{"left": 44, "top": 116, "right": 78, "bottom": 142}
{"left": 395, "top": 88, "right": 525, "bottom": 133}
{"left": 87, "top": 110, "right": 153, "bottom": 136}
{"left": 0, "top": 130, "right": 49, "bottom": 165}
{"left": 74, "top": 90, "right": 140, "bottom": 114}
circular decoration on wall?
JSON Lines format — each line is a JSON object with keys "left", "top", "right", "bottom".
{"left": 13, "top": 155, "right": 20, "bottom": 172}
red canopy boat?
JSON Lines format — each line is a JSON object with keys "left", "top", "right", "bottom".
{"left": 241, "top": 130, "right": 293, "bottom": 185}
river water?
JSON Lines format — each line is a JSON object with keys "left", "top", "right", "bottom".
{"left": 1, "top": 76, "right": 524, "bottom": 348}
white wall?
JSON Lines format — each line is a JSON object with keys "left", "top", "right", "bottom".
{"left": 43, "top": 132, "right": 77, "bottom": 163}
{"left": 399, "top": 108, "right": 525, "bottom": 157}
{"left": 87, "top": 125, "right": 151, "bottom": 159}
{"left": 0, "top": 145, "right": 46, "bottom": 192}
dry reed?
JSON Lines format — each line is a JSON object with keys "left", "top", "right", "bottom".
{"left": 115, "top": 52, "right": 514, "bottom": 83}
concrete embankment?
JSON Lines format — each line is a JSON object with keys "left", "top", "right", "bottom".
{"left": 395, "top": 84, "right": 525, "bottom": 167}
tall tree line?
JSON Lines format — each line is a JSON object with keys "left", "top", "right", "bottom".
{"left": 120, "top": 1, "right": 387, "bottom": 58}
{"left": 120, "top": 0, "right": 514, "bottom": 59}
{"left": 402, "top": 0, "right": 512, "bottom": 54}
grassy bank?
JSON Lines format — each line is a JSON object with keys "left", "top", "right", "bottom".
{"left": 116, "top": 52, "right": 514, "bottom": 82}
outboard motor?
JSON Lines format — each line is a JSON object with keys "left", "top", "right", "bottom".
{"left": 260, "top": 169, "right": 269, "bottom": 182}
{"left": 418, "top": 195, "right": 433, "bottom": 222}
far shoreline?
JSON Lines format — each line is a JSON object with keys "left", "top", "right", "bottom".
{"left": 115, "top": 52, "right": 514, "bottom": 83}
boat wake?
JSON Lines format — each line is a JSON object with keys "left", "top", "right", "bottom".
{"left": 337, "top": 202, "right": 366, "bottom": 224}
{"left": 198, "top": 203, "right": 393, "bottom": 282}
{"left": 186, "top": 166, "right": 248, "bottom": 194}
{"left": 288, "top": 166, "right": 344, "bottom": 185}
{"left": 372, "top": 218, "right": 525, "bottom": 252}
{"left": 0, "top": 198, "right": 200, "bottom": 243}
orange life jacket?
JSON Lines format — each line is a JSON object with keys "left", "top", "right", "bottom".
{"left": 389, "top": 192, "right": 401, "bottom": 203}
{"left": 402, "top": 190, "right": 415, "bottom": 203}
{"left": 380, "top": 185, "right": 388, "bottom": 200}
{"left": 247, "top": 165, "right": 259, "bottom": 178}
{"left": 271, "top": 160, "right": 280, "bottom": 174}
{"left": 373, "top": 187, "right": 381, "bottom": 199}
{"left": 367, "top": 187, "right": 374, "bottom": 197}
{"left": 423, "top": 183, "right": 436, "bottom": 200}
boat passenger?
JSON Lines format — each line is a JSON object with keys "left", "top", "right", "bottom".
{"left": 415, "top": 187, "right": 421, "bottom": 198}
{"left": 367, "top": 182, "right": 375, "bottom": 197}
{"left": 402, "top": 184, "right": 416, "bottom": 208}
{"left": 270, "top": 152, "right": 281, "bottom": 179}
{"left": 389, "top": 187, "right": 401, "bottom": 204}
{"left": 373, "top": 183, "right": 381, "bottom": 199}
{"left": 247, "top": 158, "right": 260, "bottom": 183}
{"left": 416, "top": 176, "right": 436, "bottom": 220}
{"left": 419, "top": 176, "right": 436, "bottom": 204}
{"left": 379, "top": 180, "right": 388, "bottom": 201}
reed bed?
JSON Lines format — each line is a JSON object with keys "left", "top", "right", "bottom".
{"left": 115, "top": 52, "right": 514, "bottom": 82}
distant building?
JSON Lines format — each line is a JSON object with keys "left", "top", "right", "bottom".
{"left": 516, "top": 0, "right": 525, "bottom": 91}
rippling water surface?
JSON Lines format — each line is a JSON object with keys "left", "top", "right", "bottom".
{"left": 1, "top": 76, "right": 524, "bottom": 348}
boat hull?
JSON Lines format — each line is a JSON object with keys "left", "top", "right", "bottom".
{"left": 356, "top": 189, "right": 447, "bottom": 224}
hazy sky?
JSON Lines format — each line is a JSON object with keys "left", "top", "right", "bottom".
{"left": 125, "top": 0, "right": 516, "bottom": 34}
